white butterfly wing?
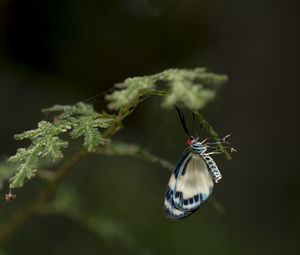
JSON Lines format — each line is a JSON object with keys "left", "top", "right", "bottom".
{"left": 164, "top": 151, "right": 214, "bottom": 219}
{"left": 164, "top": 186, "right": 194, "bottom": 219}
{"left": 164, "top": 149, "right": 194, "bottom": 219}
{"left": 173, "top": 153, "right": 214, "bottom": 211}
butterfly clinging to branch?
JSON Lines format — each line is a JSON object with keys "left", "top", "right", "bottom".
{"left": 164, "top": 107, "right": 235, "bottom": 220}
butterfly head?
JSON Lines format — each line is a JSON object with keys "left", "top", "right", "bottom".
{"left": 186, "top": 137, "right": 199, "bottom": 145}
{"left": 186, "top": 138, "right": 194, "bottom": 145}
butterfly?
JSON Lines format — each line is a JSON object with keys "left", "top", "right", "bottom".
{"left": 164, "top": 107, "right": 233, "bottom": 220}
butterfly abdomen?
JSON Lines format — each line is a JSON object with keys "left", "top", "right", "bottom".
{"left": 202, "top": 155, "right": 222, "bottom": 183}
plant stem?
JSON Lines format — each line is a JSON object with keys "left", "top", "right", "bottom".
{"left": 95, "top": 142, "right": 174, "bottom": 171}
{"left": 0, "top": 149, "right": 87, "bottom": 244}
{"left": 0, "top": 91, "right": 229, "bottom": 244}
{"left": 0, "top": 102, "right": 139, "bottom": 244}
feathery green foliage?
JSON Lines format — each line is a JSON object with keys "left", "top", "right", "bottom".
{"left": 8, "top": 103, "right": 112, "bottom": 188}
{"left": 8, "top": 121, "right": 69, "bottom": 188}
{"left": 69, "top": 117, "right": 112, "bottom": 151}
{"left": 43, "top": 102, "right": 113, "bottom": 152}
{"left": 106, "top": 68, "right": 227, "bottom": 111}
{"left": 42, "top": 102, "right": 102, "bottom": 119}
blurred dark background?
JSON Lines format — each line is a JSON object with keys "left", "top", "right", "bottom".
{"left": 0, "top": 0, "right": 299, "bottom": 254}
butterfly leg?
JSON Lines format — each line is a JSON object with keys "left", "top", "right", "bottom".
{"left": 203, "top": 151, "right": 223, "bottom": 156}
{"left": 201, "top": 137, "right": 209, "bottom": 144}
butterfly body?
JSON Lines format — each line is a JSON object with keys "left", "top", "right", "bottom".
{"left": 164, "top": 137, "right": 221, "bottom": 220}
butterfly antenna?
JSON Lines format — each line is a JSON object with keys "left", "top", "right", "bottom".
{"left": 192, "top": 112, "right": 199, "bottom": 138}
{"left": 175, "top": 106, "right": 192, "bottom": 138}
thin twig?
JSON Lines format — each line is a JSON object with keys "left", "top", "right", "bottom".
{"left": 0, "top": 149, "right": 87, "bottom": 244}
{"left": 95, "top": 142, "right": 174, "bottom": 171}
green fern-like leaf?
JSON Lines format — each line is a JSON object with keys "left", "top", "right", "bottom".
{"left": 8, "top": 121, "right": 70, "bottom": 188}
{"left": 42, "top": 102, "right": 98, "bottom": 119}
{"left": 70, "top": 116, "right": 112, "bottom": 152}
{"left": 9, "top": 103, "right": 113, "bottom": 188}
{"left": 105, "top": 76, "right": 157, "bottom": 110}
{"left": 44, "top": 102, "right": 113, "bottom": 151}
{"left": 155, "top": 68, "right": 227, "bottom": 110}
{"left": 106, "top": 68, "right": 227, "bottom": 111}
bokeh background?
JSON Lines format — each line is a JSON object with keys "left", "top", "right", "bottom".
{"left": 0, "top": 0, "right": 299, "bottom": 254}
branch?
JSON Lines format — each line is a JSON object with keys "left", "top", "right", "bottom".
{"left": 95, "top": 142, "right": 174, "bottom": 171}
{"left": 0, "top": 149, "right": 87, "bottom": 244}
{"left": 0, "top": 67, "right": 230, "bottom": 244}
{"left": 0, "top": 103, "right": 133, "bottom": 243}
{"left": 0, "top": 95, "right": 153, "bottom": 244}
{"left": 0, "top": 142, "right": 173, "bottom": 244}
